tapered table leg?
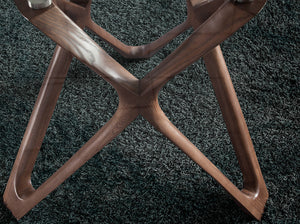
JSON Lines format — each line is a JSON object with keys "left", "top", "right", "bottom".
{"left": 6, "top": 0, "right": 268, "bottom": 220}
{"left": 203, "top": 45, "right": 268, "bottom": 209}
{"left": 4, "top": 51, "right": 140, "bottom": 218}
{"left": 7, "top": 106, "right": 137, "bottom": 219}
{"left": 4, "top": 46, "right": 73, "bottom": 218}
{"left": 142, "top": 99, "right": 267, "bottom": 220}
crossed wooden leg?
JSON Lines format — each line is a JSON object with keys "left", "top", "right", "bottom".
{"left": 142, "top": 46, "right": 268, "bottom": 220}
{"left": 5, "top": 0, "right": 268, "bottom": 220}
{"left": 3, "top": 46, "right": 139, "bottom": 219}
{"left": 3, "top": 45, "right": 268, "bottom": 220}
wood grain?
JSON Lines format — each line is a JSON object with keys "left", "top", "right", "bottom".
{"left": 5, "top": 0, "right": 268, "bottom": 220}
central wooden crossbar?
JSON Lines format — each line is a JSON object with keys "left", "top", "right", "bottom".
{"left": 4, "top": 0, "right": 268, "bottom": 220}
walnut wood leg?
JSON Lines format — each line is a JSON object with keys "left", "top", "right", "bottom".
{"left": 142, "top": 100, "right": 268, "bottom": 220}
{"left": 204, "top": 46, "right": 268, "bottom": 192}
{"left": 4, "top": 101, "right": 138, "bottom": 220}
{"left": 3, "top": 46, "right": 72, "bottom": 218}
{"left": 204, "top": 45, "right": 268, "bottom": 217}
{"left": 4, "top": 45, "right": 72, "bottom": 198}
{"left": 86, "top": 19, "right": 190, "bottom": 59}
{"left": 8, "top": 0, "right": 268, "bottom": 220}
{"left": 3, "top": 45, "right": 138, "bottom": 219}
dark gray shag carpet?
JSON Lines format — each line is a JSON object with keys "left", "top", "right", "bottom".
{"left": 0, "top": 0, "right": 299, "bottom": 223}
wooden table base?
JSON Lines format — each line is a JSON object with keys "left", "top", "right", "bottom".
{"left": 4, "top": 0, "right": 268, "bottom": 220}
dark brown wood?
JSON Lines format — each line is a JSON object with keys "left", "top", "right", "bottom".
{"left": 203, "top": 46, "right": 268, "bottom": 217}
{"left": 141, "top": 0, "right": 266, "bottom": 94}
{"left": 5, "top": 0, "right": 268, "bottom": 220}
{"left": 86, "top": 19, "right": 191, "bottom": 59}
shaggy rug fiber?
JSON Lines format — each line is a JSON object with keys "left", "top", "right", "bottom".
{"left": 0, "top": 0, "right": 298, "bottom": 223}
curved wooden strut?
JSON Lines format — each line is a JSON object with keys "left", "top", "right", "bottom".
{"left": 4, "top": 0, "right": 268, "bottom": 220}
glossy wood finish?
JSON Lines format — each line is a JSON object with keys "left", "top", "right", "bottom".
{"left": 5, "top": 0, "right": 268, "bottom": 220}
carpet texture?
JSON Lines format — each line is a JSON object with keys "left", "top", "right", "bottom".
{"left": 0, "top": 0, "right": 299, "bottom": 223}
